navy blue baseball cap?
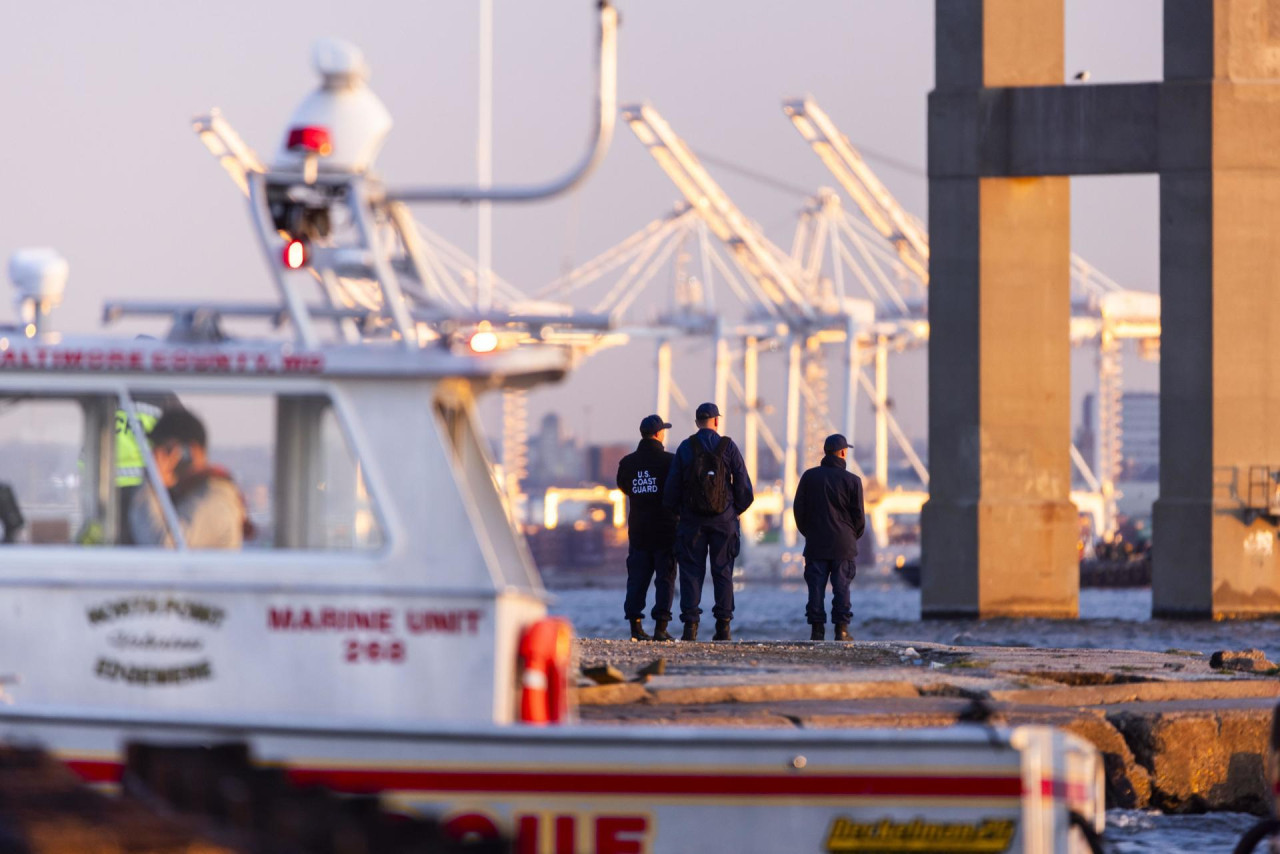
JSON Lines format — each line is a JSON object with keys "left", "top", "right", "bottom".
{"left": 639, "top": 414, "right": 672, "bottom": 436}
{"left": 695, "top": 402, "right": 720, "bottom": 420}
{"left": 824, "top": 433, "right": 850, "bottom": 454}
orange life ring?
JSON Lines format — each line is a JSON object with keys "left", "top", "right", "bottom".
{"left": 517, "top": 617, "right": 573, "bottom": 724}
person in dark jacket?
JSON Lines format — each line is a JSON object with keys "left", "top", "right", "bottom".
{"left": 616, "top": 414, "right": 679, "bottom": 641}
{"left": 792, "top": 433, "right": 865, "bottom": 641}
{"left": 663, "top": 402, "right": 754, "bottom": 642}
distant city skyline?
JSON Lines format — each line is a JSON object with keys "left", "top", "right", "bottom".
{"left": 0, "top": 1, "right": 1163, "bottom": 450}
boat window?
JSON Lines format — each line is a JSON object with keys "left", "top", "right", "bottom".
{"left": 0, "top": 394, "right": 119, "bottom": 545}
{"left": 434, "top": 394, "right": 542, "bottom": 592}
{"left": 123, "top": 391, "right": 382, "bottom": 552}
{"left": 275, "top": 394, "right": 383, "bottom": 551}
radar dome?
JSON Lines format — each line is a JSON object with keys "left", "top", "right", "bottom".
{"left": 313, "top": 38, "right": 369, "bottom": 89}
{"left": 9, "top": 248, "right": 68, "bottom": 302}
{"left": 271, "top": 39, "right": 393, "bottom": 175}
{"left": 8, "top": 248, "right": 67, "bottom": 335}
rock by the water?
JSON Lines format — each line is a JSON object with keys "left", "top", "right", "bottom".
{"left": 582, "top": 664, "right": 627, "bottom": 685}
{"left": 635, "top": 658, "right": 666, "bottom": 681}
{"left": 1209, "top": 649, "right": 1277, "bottom": 672}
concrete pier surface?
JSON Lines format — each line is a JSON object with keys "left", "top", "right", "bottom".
{"left": 575, "top": 638, "right": 1280, "bottom": 815}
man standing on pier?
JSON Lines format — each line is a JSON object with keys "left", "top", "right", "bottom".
{"left": 664, "top": 403, "right": 754, "bottom": 642}
{"left": 792, "top": 434, "right": 865, "bottom": 641}
{"left": 616, "top": 414, "right": 679, "bottom": 642}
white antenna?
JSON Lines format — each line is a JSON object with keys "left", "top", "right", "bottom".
{"left": 477, "top": 0, "right": 495, "bottom": 311}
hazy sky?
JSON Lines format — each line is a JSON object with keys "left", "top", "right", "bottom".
{"left": 0, "top": 1, "right": 1163, "bottom": 453}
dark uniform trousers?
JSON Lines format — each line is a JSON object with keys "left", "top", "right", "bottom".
{"left": 676, "top": 523, "right": 739, "bottom": 623}
{"left": 804, "top": 559, "right": 856, "bottom": 625}
{"left": 624, "top": 547, "right": 677, "bottom": 621}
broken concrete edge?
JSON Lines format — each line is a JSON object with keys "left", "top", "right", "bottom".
{"left": 574, "top": 680, "right": 920, "bottom": 707}
{"left": 577, "top": 673, "right": 1280, "bottom": 709}
{"left": 990, "top": 680, "right": 1280, "bottom": 707}
{"left": 945, "top": 699, "right": 1275, "bottom": 814}
{"left": 1104, "top": 703, "right": 1273, "bottom": 815}
{"left": 647, "top": 681, "right": 920, "bottom": 706}
{"left": 573, "top": 683, "right": 650, "bottom": 705}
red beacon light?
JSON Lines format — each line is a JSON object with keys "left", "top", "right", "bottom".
{"left": 285, "top": 126, "right": 334, "bottom": 157}
{"left": 282, "top": 239, "right": 308, "bottom": 270}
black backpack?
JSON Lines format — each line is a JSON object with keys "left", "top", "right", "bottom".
{"left": 685, "top": 435, "right": 732, "bottom": 516}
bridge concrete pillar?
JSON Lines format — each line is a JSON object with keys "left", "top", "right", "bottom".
{"left": 922, "top": 0, "right": 1078, "bottom": 617}
{"left": 1154, "top": 1, "right": 1280, "bottom": 617}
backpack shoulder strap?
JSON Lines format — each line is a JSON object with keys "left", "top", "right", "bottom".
{"left": 713, "top": 436, "right": 731, "bottom": 458}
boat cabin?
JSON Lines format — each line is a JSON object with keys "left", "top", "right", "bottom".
{"left": 0, "top": 320, "right": 567, "bottom": 725}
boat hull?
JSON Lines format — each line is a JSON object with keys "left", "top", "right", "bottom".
{"left": 0, "top": 706, "right": 1102, "bottom": 853}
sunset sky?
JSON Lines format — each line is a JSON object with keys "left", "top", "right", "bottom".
{"left": 0, "top": 1, "right": 1163, "bottom": 452}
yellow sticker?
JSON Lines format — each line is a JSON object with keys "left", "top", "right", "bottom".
{"left": 825, "top": 817, "right": 1016, "bottom": 853}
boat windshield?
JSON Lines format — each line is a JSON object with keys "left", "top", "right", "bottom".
{"left": 0, "top": 388, "right": 383, "bottom": 552}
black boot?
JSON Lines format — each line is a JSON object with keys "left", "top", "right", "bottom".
{"left": 629, "top": 618, "right": 651, "bottom": 641}
{"left": 713, "top": 619, "right": 732, "bottom": 641}
{"left": 653, "top": 620, "right": 674, "bottom": 642}
{"left": 833, "top": 624, "right": 851, "bottom": 642}
{"left": 681, "top": 622, "right": 698, "bottom": 642}
{"left": 810, "top": 623, "right": 824, "bottom": 641}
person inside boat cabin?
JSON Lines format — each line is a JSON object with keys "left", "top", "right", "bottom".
{"left": 129, "top": 409, "right": 252, "bottom": 549}
{"left": 114, "top": 391, "right": 183, "bottom": 545}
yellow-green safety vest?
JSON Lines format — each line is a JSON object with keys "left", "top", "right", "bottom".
{"left": 115, "top": 407, "right": 160, "bottom": 487}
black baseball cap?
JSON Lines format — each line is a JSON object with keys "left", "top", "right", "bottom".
{"left": 695, "top": 402, "right": 720, "bottom": 420}
{"left": 639, "top": 414, "right": 672, "bottom": 436}
{"left": 823, "top": 433, "right": 850, "bottom": 454}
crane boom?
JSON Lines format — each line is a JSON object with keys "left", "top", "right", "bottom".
{"left": 621, "top": 104, "right": 814, "bottom": 322}
{"left": 783, "top": 97, "right": 930, "bottom": 283}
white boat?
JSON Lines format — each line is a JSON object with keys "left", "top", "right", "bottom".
{"left": 0, "top": 8, "right": 1105, "bottom": 851}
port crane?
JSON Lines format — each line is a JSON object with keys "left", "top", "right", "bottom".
{"left": 784, "top": 99, "right": 930, "bottom": 287}
{"left": 546, "top": 104, "right": 933, "bottom": 553}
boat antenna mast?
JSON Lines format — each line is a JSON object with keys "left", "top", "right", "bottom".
{"left": 111, "top": 3, "right": 619, "bottom": 352}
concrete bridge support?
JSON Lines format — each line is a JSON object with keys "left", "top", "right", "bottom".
{"left": 1155, "top": 1, "right": 1280, "bottom": 618}
{"left": 923, "top": 0, "right": 1078, "bottom": 617}
{"left": 925, "top": 0, "right": 1280, "bottom": 618}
